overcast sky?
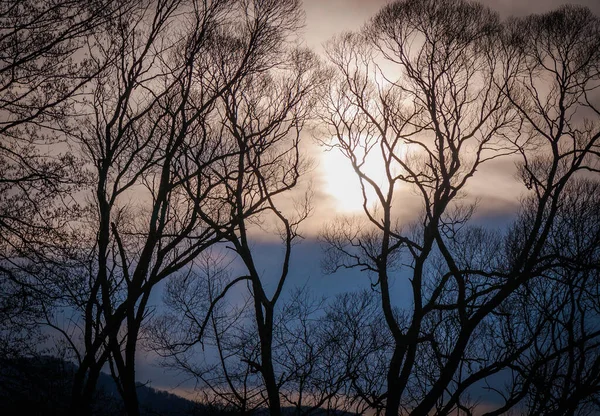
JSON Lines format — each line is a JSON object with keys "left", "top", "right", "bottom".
{"left": 300, "top": 0, "right": 600, "bottom": 225}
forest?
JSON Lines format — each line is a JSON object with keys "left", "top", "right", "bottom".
{"left": 1, "top": 0, "right": 600, "bottom": 415}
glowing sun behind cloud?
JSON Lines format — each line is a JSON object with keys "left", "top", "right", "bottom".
{"left": 320, "top": 148, "right": 363, "bottom": 212}
{"left": 320, "top": 143, "right": 400, "bottom": 213}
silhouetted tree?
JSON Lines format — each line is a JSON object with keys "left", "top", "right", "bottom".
{"left": 210, "top": 46, "right": 323, "bottom": 416}
{"left": 0, "top": 0, "right": 134, "bottom": 364}
{"left": 150, "top": 37, "right": 326, "bottom": 414}
{"left": 152, "top": 253, "right": 267, "bottom": 414}
{"left": 319, "top": 1, "right": 600, "bottom": 415}
{"left": 279, "top": 289, "right": 391, "bottom": 414}
{"left": 3, "top": 0, "right": 312, "bottom": 415}
{"left": 153, "top": 261, "right": 390, "bottom": 415}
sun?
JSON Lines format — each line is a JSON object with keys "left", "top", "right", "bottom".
{"left": 320, "top": 149, "right": 362, "bottom": 212}
{"left": 320, "top": 146, "right": 390, "bottom": 213}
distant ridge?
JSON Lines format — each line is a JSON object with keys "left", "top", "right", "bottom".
{"left": 0, "top": 355, "right": 234, "bottom": 415}
{"left": 0, "top": 356, "right": 358, "bottom": 415}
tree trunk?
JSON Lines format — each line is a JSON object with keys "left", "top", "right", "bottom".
{"left": 70, "top": 363, "right": 101, "bottom": 416}
{"left": 385, "top": 347, "right": 403, "bottom": 416}
{"left": 121, "top": 372, "right": 140, "bottom": 416}
{"left": 256, "top": 299, "right": 281, "bottom": 416}
{"left": 117, "top": 314, "right": 142, "bottom": 416}
{"left": 261, "top": 339, "right": 281, "bottom": 416}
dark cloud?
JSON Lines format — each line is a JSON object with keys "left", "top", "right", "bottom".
{"left": 481, "top": 0, "right": 600, "bottom": 17}
{"left": 302, "top": 0, "right": 600, "bottom": 45}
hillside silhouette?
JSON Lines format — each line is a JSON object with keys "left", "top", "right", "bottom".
{"left": 0, "top": 356, "right": 358, "bottom": 415}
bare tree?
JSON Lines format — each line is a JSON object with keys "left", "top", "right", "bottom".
{"left": 1, "top": 0, "right": 311, "bottom": 415}
{"left": 149, "top": 34, "right": 329, "bottom": 415}
{"left": 276, "top": 289, "right": 392, "bottom": 415}
{"left": 153, "top": 261, "right": 391, "bottom": 415}
{"left": 319, "top": 1, "right": 600, "bottom": 415}
{"left": 423, "top": 179, "right": 600, "bottom": 416}
{"left": 0, "top": 0, "right": 134, "bottom": 366}
{"left": 152, "top": 252, "right": 267, "bottom": 414}
{"left": 212, "top": 48, "right": 322, "bottom": 416}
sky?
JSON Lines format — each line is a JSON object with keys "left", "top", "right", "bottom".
{"left": 137, "top": 0, "right": 600, "bottom": 401}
